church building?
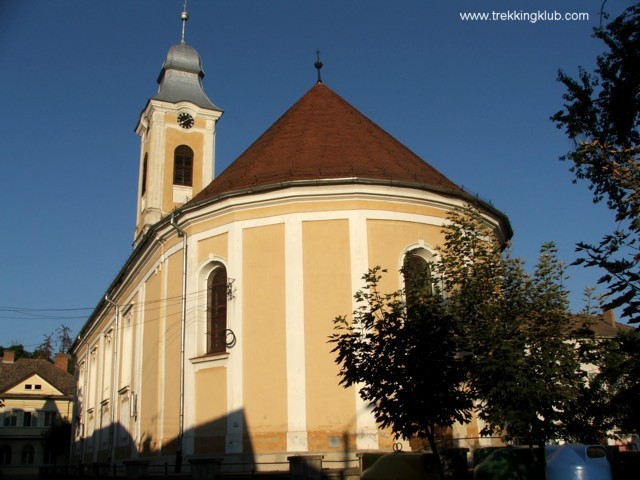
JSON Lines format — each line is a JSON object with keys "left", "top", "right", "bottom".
{"left": 70, "top": 8, "right": 511, "bottom": 472}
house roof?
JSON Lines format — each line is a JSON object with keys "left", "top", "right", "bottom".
{"left": 0, "top": 358, "right": 74, "bottom": 396}
{"left": 192, "top": 82, "right": 468, "bottom": 202}
{"left": 573, "top": 314, "right": 635, "bottom": 338}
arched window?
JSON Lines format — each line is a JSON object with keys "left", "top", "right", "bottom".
{"left": 141, "top": 153, "right": 148, "bottom": 196}
{"left": 21, "top": 445, "right": 34, "bottom": 465}
{"left": 0, "top": 445, "right": 11, "bottom": 465}
{"left": 173, "top": 145, "right": 193, "bottom": 186}
{"left": 403, "top": 251, "right": 433, "bottom": 310}
{"left": 207, "top": 266, "right": 228, "bottom": 354}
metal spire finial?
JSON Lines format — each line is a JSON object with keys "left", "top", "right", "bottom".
{"left": 180, "top": 0, "right": 189, "bottom": 44}
{"left": 314, "top": 50, "right": 323, "bottom": 84}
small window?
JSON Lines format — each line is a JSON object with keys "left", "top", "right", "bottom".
{"left": 34, "top": 385, "right": 42, "bottom": 390}
{"left": 43, "top": 411, "right": 57, "bottom": 427}
{"left": 173, "top": 145, "right": 193, "bottom": 186}
{"left": 25, "top": 384, "right": 32, "bottom": 390}
{"left": 3, "top": 411, "right": 17, "bottom": 427}
{"left": 207, "top": 266, "right": 228, "bottom": 354}
{"left": 22, "top": 412, "right": 37, "bottom": 427}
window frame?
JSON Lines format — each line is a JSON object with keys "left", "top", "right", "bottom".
{"left": 3, "top": 410, "right": 18, "bottom": 427}
{"left": 173, "top": 145, "right": 194, "bottom": 187}
{"left": 401, "top": 245, "right": 438, "bottom": 306}
{"left": 207, "top": 265, "right": 228, "bottom": 355}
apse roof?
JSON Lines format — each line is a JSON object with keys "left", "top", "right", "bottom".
{"left": 192, "top": 82, "right": 467, "bottom": 202}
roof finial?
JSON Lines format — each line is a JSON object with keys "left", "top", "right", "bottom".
{"left": 180, "top": 0, "right": 189, "bottom": 44}
{"left": 314, "top": 50, "right": 323, "bottom": 84}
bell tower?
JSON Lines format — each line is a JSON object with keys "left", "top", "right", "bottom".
{"left": 134, "top": 5, "right": 223, "bottom": 243}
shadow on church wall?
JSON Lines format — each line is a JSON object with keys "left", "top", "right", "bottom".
{"left": 56, "top": 409, "right": 368, "bottom": 479}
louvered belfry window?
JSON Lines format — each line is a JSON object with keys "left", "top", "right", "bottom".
{"left": 173, "top": 145, "right": 193, "bottom": 186}
{"left": 141, "top": 153, "right": 148, "bottom": 196}
{"left": 207, "top": 266, "right": 227, "bottom": 354}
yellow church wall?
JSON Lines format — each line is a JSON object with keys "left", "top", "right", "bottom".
{"left": 302, "top": 220, "right": 356, "bottom": 451}
{"left": 160, "top": 251, "right": 184, "bottom": 453}
{"left": 139, "top": 269, "right": 162, "bottom": 455}
{"left": 196, "top": 232, "right": 228, "bottom": 264}
{"left": 242, "top": 224, "right": 288, "bottom": 452}
{"left": 194, "top": 367, "right": 227, "bottom": 454}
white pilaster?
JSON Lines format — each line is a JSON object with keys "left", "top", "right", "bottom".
{"left": 226, "top": 223, "right": 244, "bottom": 453}
{"left": 285, "top": 215, "right": 308, "bottom": 452}
{"left": 349, "top": 213, "right": 379, "bottom": 450}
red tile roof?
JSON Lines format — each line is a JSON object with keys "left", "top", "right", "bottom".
{"left": 192, "top": 83, "right": 466, "bottom": 202}
{"left": 0, "top": 357, "right": 74, "bottom": 396}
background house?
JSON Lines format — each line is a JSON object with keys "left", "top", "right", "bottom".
{"left": 0, "top": 351, "right": 74, "bottom": 479}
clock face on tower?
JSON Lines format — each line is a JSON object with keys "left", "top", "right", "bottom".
{"left": 177, "top": 112, "right": 194, "bottom": 129}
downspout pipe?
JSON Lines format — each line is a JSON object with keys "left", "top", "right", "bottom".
{"left": 104, "top": 295, "right": 119, "bottom": 468}
{"left": 170, "top": 212, "right": 187, "bottom": 472}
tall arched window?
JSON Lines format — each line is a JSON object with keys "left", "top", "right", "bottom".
{"left": 403, "top": 251, "right": 433, "bottom": 310}
{"left": 207, "top": 266, "right": 228, "bottom": 354}
{"left": 21, "top": 445, "right": 34, "bottom": 465}
{"left": 173, "top": 145, "right": 193, "bottom": 186}
{"left": 0, "top": 445, "right": 11, "bottom": 465}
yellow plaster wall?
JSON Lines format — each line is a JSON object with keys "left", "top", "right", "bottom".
{"left": 140, "top": 269, "right": 162, "bottom": 455}
{"left": 1, "top": 397, "right": 71, "bottom": 416}
{"left": 302, "top": 219, "right": 356, "bottom": 448}
{"left": 242, "top": 224, "right": 288, "bottom": 448}
{"left": 161, "top": 252, "right": 184, "bottom": 453}
{"left": 194, "top": 367, "right": 227, "bottom": 453}
{"left": 7, "top": 377, "right": 61, "bottom": 396}
{"left": 197, "top": 233, "right": 229, "bottom": 265}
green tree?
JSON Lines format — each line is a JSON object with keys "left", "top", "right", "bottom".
{"left": 329, "top": 266, "right": 472, "bottom": 479}
{"left": 597, "top": 329, "right": 640, "bottom": 436}
{"left": 32, "top": 332, "right": 55, "bottom": 360}
{"left": 42, "top": 416, "right": 72, "bottom": 465}
{"left": 519, "top": 243, "right": 584, "bottom": 444}
{"left": 56, "top": 324, "right": 73, "bottom": 354}
{"left": 552, "top": 3, "right": 640, "bottom": 322}
{"left": 437, "top": 212, "right": 585, "bottom": 446}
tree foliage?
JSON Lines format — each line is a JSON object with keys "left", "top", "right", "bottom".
{"left": 331, "top": 207, "right": 597, "bottom": 454}
{"left": 437, "top": 212, "right": 586, "bottom": 445}
{"left": 1, "top": 324, "right": 75, "bottom": 373}
{"left": 329, "top": 265, "right": 472, "bottom": 478}
{"left": 552, "top": 3, "right": 640, "bottom": 321}
{"left": 42, "top": 416, "right": 72, "bottom": 464}
{"left": 596, "top": 328, "right": 640, "bottom": 435}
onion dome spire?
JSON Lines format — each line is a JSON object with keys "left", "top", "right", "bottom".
{"left": 180, "top": 1, "right": 189, "bottom": 44}
{"left": 152, "top": 1, "right": 221, "bottom": 111}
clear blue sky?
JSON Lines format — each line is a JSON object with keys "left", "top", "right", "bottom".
{"left": 0, "top": 0, "right": 633, "bottom": 349}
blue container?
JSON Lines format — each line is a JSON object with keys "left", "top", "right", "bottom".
{"left": 545, "top": 444, "right": 612, "bottom": 480}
